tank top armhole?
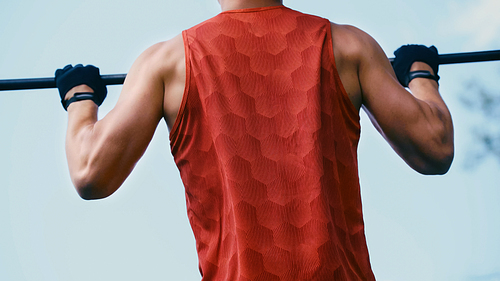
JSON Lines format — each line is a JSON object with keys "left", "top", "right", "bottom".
{"left": 326, "top": 22, "right": 360, "bottom": 125}
{"left": 169, "top": 30, "right": 192, "bottom": 143}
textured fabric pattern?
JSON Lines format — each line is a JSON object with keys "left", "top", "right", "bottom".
{"left": 170, "top": 6, "right": 375, "bottom": 280}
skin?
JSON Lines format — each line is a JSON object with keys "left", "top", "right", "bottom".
{"left": 64, "top": 0, "right": 453, "bottom": 200}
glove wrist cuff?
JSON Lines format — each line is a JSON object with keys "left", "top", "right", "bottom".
{"left": 62, "top": 92, "right": 96, "bottom": 111}
{"left": 407, "top": 70, "right": 440, "bottom": 86}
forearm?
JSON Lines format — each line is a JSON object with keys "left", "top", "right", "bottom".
{"left": 66, "top": 101, "right": 98, "bottom": 176}
{"left": 60, "top": 84, "right": 107, "bottom": 198}
{"left": 400, "top": 63, "right": 454, "bottom": 173}
{"left": 363, "top": 64, "right": 454, "bottom": 174}
{"left": 66, "top": 101, "right": 156, "bottom": 199}
{"left": 65, "top": 101, "right": 113, "bottom": 199}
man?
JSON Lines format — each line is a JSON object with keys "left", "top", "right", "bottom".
{"left": 56, "top": 0, "right": 454, "bottom": 280}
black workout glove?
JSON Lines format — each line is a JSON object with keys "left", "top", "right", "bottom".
{"left": 55, "top": 64, "right": 107, "bottom": 110}
{"left": 392, "top": 45, "right": 440, "bottom": 87}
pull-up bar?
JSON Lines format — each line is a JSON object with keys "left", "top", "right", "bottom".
{"left": 0, "top": 74, "right": 127, "bottom": 91}
{"left": 1, "top": 50, "right": 499, "bottom": 91}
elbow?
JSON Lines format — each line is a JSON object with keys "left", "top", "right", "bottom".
{"left": 414, "top": 144, "right": 454, "bottom": 175}
{"left": 418, "top": 155, "right": 453, "bottom": 175}
{"left": 73, "top": 181, "right": 110, "bottom": 201}
{"left": 75, "top": 185, "right": 109, "bottom": 201}
{"left": 414, "top": 120, "right": 455, "bottom": 175}
{"left": 71, "top": 169, "right": 114, "bottom": 200}
{"left": 435, "top": 149, "right": 454, "bottom": 175}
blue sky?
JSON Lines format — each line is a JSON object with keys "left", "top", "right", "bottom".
{"left": 0, "top": 0, "right": 499, "bottom": 280}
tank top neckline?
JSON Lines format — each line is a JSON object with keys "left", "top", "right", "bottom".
{"left": 220, "top": 5, "right": 287, "bottom": 14}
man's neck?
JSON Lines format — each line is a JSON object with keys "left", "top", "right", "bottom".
{"left": 220, "top": 0, "right": 283, "bottom": 12}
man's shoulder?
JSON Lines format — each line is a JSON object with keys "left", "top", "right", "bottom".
{"left": 131, "top": 34, "right": 185, "bottom": 85}
{"left": 149, "top": 34, "right": 184, "bottom": 57}
{"left": 330, "top": 23, "right": 382, "bottom": 63}
{"left": 142, "top": 34, "right": 185, "bottom": 66}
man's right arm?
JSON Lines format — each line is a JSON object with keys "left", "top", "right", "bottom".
{"left": 336, "top": 25, "right": 454, "bottom": 174}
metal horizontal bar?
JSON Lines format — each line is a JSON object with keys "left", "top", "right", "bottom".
{"left": 1, "top": 50, "right": 499, "bottom": 91}
{"left": 437, "top": 50, "right": 500, "bottom": 64}
{"left": 388, "top": 50, "right": 500, "bottom": 65}
{"left": 0, "top": 74, "right": 126, "bottom": 91}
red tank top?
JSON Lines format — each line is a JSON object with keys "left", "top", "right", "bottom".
{"left": 170, "top": 5, "right": 374, "bottom": 281}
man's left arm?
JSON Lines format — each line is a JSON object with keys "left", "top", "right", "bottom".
{"left": 60, "top": 42, "right": 171, "bottom": 200}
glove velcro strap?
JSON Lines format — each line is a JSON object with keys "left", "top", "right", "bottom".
{"left": 407, "top": 70, "right": 440, "bottom": 85}
{"left": 62, "top": 92, "right": 95, "bottom": 111}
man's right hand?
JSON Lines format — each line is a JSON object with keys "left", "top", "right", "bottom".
{"left": 332, "top": 25, "right": 454, "bottom": 174}
{"left": 55, "top": 64, "right": 107, "bottom": 110}
{"left": 392, "top": 45, "right": 440, "bottom": 87}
